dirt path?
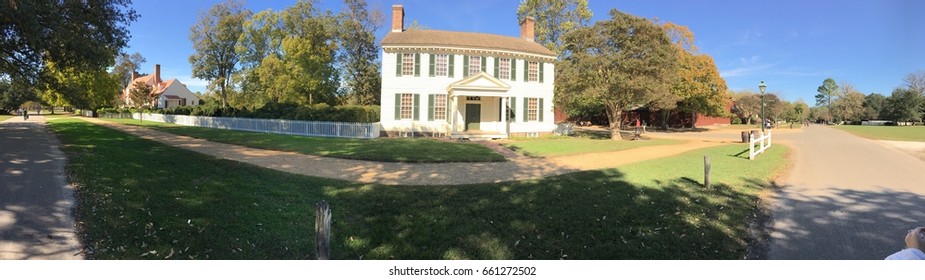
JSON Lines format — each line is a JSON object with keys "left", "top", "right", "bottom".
{"left": 767, "top": 125, "right": 925, "bottom": 259}
{"left": 0, "top": 116, "right": 82, "bottom": 259}
{"left": 80, "top": 117, "right": 726, "bottom": 185}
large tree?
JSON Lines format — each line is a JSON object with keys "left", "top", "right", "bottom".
{"left": 732, "top": 91, "right": 761, "bottom": 125}
{"left": 111, "top": 52, "right": 147, "bottom": 89}
{"left": 279, "top": 0, "right": 340, "bottom": 105}
{"left": 516, "top": 0, "right": 592, "bottom": 58}
{"left": 815, "top": 78, "right": 838, "bottom": 122}
{"left": 0, "top": 1, "right": 137, "bottom": 85}
{"left": 335, "top": 0, "right": 382, "bottom": 106}
{"left": 883, "top": 87, "right": 924, "bottom": 124}
{"left": 862, "top": 93, "right": 887, "bottom": 120}
{"left": 189, "top": 0, "right": 252, "bottom": 108}
{"left": 558, "top": 9, "right": 677, "bottom": 140}
{"left": 903, "top": 71, "right": 925, "bottom": 97}
{"left": 832, "top": 91, "right": 865, "bottom": 123}
{"left": 662, "top": 22, "right": 728, "bottom": 129}
{"left": 0, "top": 78, "right": 37, "bottom": 113}
{"left": 41, "top": 61, "right": 121, "bottom": 116}
{"left": 236, "top": 9, "right": 284, "bottom": 108}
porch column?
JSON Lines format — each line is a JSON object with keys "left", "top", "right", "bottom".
{"left": 452, "top": 95, "right": 459, "bottom": 134}
{"left": 500, "top": 96, "right": 508, "bottom": 135}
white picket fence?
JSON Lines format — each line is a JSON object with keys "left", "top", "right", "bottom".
{"left": 748, "top": 131, "right": 772, "bottom": 160}
{"left": 130, "top": 113, "right": 380, "bottom": 139}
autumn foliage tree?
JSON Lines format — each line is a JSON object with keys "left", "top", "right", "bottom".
{"left": 662, "top": 22, "right": 728, "bottom": 129}
{"left": 558, "top": 10, "right": 678, "bottom": 140}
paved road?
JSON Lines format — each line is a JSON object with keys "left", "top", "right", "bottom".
{"left": 768, "top": 125, "right": 925, "bottom": 259}
{"left": 0, "top": 116, "right": 82, "bottom": 259}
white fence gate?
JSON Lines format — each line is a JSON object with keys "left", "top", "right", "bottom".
{"left": 130, "top": 113, "right": 380, "bottom": 139}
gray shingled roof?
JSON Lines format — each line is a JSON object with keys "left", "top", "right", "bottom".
{"left": 382, "top": 29, "right": 556, "bottom": 57}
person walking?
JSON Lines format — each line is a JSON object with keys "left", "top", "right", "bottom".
{"left": 23, "top": 109, "right": 28, "bottom": 121}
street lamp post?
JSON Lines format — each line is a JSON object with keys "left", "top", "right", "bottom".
{"left": 759, "top": 81, "right": 767, "bottom": 134}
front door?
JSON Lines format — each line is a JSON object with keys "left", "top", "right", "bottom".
{"left": 465, "top": 104, "right": 480, "bottom": 131}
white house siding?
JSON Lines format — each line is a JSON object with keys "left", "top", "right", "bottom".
{"left": 380, "top": 50, "right": 555, "bottom": 137}
{"left": 156, "top": 80, "right": 201, "bottom": 108}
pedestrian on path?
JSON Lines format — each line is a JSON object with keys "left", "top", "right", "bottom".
{"left": 23, "top": 109, "right": 28, "bottom": 121}
{"left": 885, "top": 227, "right": 925, "bottom": 260}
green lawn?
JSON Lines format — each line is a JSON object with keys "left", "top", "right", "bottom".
{"left": 503, "top": 137, "right": 684, "bottom": 157}
{"left": 834, "top": 125, "right": 925, "bottom": 142}
{"left": 0, "top": 115, "right": 12, "bottom": 122}
{"left": 102, "top": 118, "right": 504, "bottom": 163}
{"left": 51, "top": 117, "right": 789, "bottom": 260}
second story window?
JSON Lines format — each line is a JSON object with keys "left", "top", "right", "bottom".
{"left": 468, "top": 56, "right": 481, "bottom": 76}
{"left": 499, "top": 58, "right": 511, "bottom": 80}
{"left": 528, "top": 61, "right": 539, "bottom": 82}
{"left": 402, "top": 53, "right": 415, "bottom": 76}
{"left": 435, "top": 54, "right": 448, "bottom": 77}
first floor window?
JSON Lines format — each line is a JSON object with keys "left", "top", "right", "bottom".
{"left": 400, "top": 93, "right": 413, "bottom": 120}
{"left": 434, "top": 94, "right": 447, "bottom": 120}
{"left": 527, "top": 97, "right": 539, "bottom": 121}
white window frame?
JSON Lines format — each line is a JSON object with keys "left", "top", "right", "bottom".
{"left": 434, "top": 94, "right": 447, "bottom": 120}
{"left": 499, "top": 58, "right": 511, "bottom": 80}
{"left": 435, "top": 54, "right": 448, "bottom": 77}
{"left": 402, "top": 53, "right": 415, "bottom": 76}
{"left": 528, "top": 61, "right": 539, "bottom": 82}
{"left": 400, "top": 93, "right": 413, "bottom": 120}
{"left": 468, "top": 56, "right": 481, "bottom": 76}
{"left": 527, "top": 97, "right": 539, "bottom": 122}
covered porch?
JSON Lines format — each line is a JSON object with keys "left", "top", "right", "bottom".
{"left": 447, "top": 73, "right": 512, "bottom": 140}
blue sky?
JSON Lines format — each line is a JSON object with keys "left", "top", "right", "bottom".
{"left": 125, "top": 0, "right": 924, "bottom": 104}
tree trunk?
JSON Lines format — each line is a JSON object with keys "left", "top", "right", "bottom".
{"left": 691, "top": 111, "right": 697, "bottom": 129}
{"left": 605, "top": 106, "right": 623, "bottom": 140}
{"left": 220, "top": 78, "right": 228, "bottom": 108}
{"left": 661, "top": 109, "right": 670, "bottom": 131}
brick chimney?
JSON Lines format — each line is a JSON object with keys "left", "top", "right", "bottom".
{"left": 520, "top": 16, "right": 535, "bottom": 42}
{"left": 131, "top": 71, "right": 138, "bottom": 82}
{"left": 391, "top": 5, "right": 404, "bottom": 32}
{"left": 154, "top": 64, "right": 161, "bottom": 86}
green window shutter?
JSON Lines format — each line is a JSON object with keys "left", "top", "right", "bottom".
{"left": 509, "top": 97, "right": 516, "bottom": 122}
{"left": 413, "top": 94, "right": 420, "bottom": 120}
{"left": 429, "top": 54, "right": 435, "bottom": 77}
{"left": 524, "top": 61, "right": 529, "bottom": 81}
{"left": 414, "top": 53, "right": 421, "bottom": 77}
{"left": 396, "top": 54, "right": 402, "bottom": 77}
{"left": 448, "top": 55, "right": 455, "bottom": 78}
{"left": 394, "top": 93, "right": 401, "bottom": 120}
{"left": 463, "top": 56, "right": 469, "bottom": 77}
{"left": 539, "top": 62, "right": 544, "bottom": 83}
{"left": 428, "top": 94, "right": 435, "bottom": 121}
{"left": 523, "top": 97, "right": 529, "bottom": 122}
{"left": 480, "top": 56, "right": 486, "bottom": 72}
{"left": 538, "top": 98, "right": 544, "bottom": 122}
{"left": 511, "top": 59, "right": 516, "bottom": 81}
{"left": 445, "top": 94, "right": 451, "bottom": 121}
{"left": 493, "top": 57, "right": 499, "bottom": 77}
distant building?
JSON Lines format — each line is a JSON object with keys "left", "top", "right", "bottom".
{"left": 122, "top": 64, "right": 200, "bottom": 109}
{"left": 379, "top": 4, "right": 556, "bottom": 139}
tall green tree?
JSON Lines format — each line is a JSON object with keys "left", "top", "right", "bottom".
{"left": 815, "top": 78, "right": 838, "bottom": 122}
{"left": 558, "top": 9, "right": 678, "bottom": 140}
{"left": 111, "top": 52, "right": 146, "bottom": 89}
{"left": 0, "top": 1, "right": 137, "bottom": 85}
{"left": 42, "top": 61, "right": 121, "bottom": 116}
{"left": 832, "top": 91, "right": 865, "bottom": 122}
{"left": 335, "top": 0, "right": 383, "bottom": 105}
{"left": 883, "top": 88, "right": 924, "bottom": 124}
{"left": 862, "top": 93, "right": 887, "bottom": 120}
{"left": 189, "top": 0, "right": 252, "bottom": 108}
{"left": 279, "top": 0, "right": 339, "bottom": 105}
{"left": 0, "top": 78, "right": 37, "bottom": 113}
{"left": 236, "top": 9, "right": 284, "bottom": 108}
{"left": 731, "top": 91, "right": 761, "bottom": 125}
{"left": 662, "top": 22, "right": 728, "bottom": 129}
{"left": 516, "top": 0, "right": 592, "bottom": 57}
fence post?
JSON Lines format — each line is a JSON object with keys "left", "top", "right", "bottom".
{"left": 749, "top": 134, "right": 755, "bottom": 160}
{"left": 315, "top": 201, "right": 331, "bottom": 260}
{"left": 704, "top": 156, "right": 711, "bottom": 188}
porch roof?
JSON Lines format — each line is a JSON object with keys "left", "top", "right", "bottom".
{"left": 447, "top": 72, "right": 512, "bottom": 97}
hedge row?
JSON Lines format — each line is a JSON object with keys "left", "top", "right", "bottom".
{"left": 99, "top": 102, "right": 380, "bottom": 123}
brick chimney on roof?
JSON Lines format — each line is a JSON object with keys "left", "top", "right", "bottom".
{"left": 154, "top": 64, "right": 161, "bottom": 86}
{"left": 131, "top": 71, "right": 138, "bottom": 82}
{"left": 391, "top": 5, "right": 404, "bottom": 32}
{"left": 520, "top": 16, "right": 535, "bottom": 42}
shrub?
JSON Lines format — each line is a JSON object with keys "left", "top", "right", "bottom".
{"left": 153, "top": 100, "right": 380, "bottom": 123}
{"left": 731, "top": 117, "right": 742, "bottom": 125}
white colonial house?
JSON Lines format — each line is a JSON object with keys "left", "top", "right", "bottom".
{"left": 379, "top": 5, "right": 556, "bottom": 139}
{"left": 122, "top": 64, "right": 200, "bottom": 109}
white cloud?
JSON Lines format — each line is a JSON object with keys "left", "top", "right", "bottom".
{"left": 721, "top": 64, "right": 773, "bottom": 78}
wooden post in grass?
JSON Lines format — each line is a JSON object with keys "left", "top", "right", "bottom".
{"left": 704, "top": 156, "right": 711, "bottom": 188}
{"left": 315, "top": 201, "right": 332, "bottom": 260}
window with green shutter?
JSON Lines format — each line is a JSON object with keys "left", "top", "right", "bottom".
{"left": 463, "top": 55, "right": 469, "bottom": 77}
{"left": 480, "top": 56, "right": 486, "bottom": 72}
{"left": 413, "top": 94, "right": 420, "bottom": 120}
{"left": 448, "top": 55, "right": 455, "bottom": 78}
{"left": 523, "top": 61, "right": 529, "bottom": 81}
{"left": 394, "top": 93, "right": 401, "bottom": 120}
{"left": 509, "top": 97, "right": 517, "bottom": 122}
{"left": 395, "top": 54, "right": 402, "bottom": 77}
{"left": 538, "top": 98, "right": 544, "bottom": 122}
{"left": 414, "top": 53, "right": 420, "bottom": 77}
{"left": 493, "top": 57, "right": 499, "bottom": 77}
{"left": 429, "top": 54, "right": 435, "bottom": 77}
{"left": 511, "top": 59, "right": 517, "bottom": 81}
{"left": 539, "top": 62, "right": 544, "bottom": 83}
{"left": 428, "top": 94, "right": 435, "bottom": 121}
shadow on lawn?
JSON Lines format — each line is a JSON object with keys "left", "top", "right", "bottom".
{"left": 327, "top": 170, "right": 769, "bottom": 260}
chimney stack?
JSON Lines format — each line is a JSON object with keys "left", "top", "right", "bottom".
{"left": 154, "top": 64, "right": 161, "bottom": 86}
{"left": 131, "top": 71, "right": 138, "bottom": 82}
{"left": 520, "top": 16, "right": 535, "bottom": 42}
{"left": 391, "top": 5, "right": 404, "bottom": 32}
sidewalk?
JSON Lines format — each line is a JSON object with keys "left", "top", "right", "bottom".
{"left": 0, "top": 116, "right": 82, "bottom": 259}
{"left": 81, "top": 117, "right": 726, "bottom": 185}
